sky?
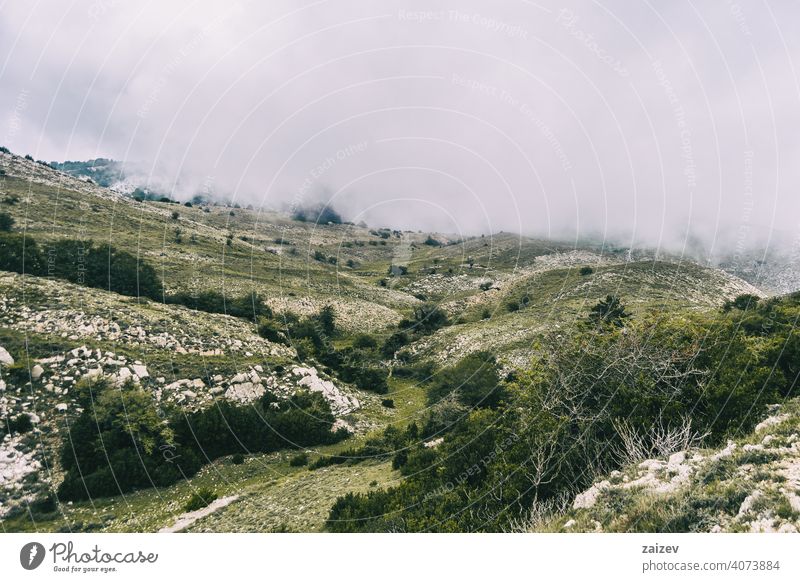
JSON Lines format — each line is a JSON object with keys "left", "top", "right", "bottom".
{"left": 2, "top": 0, "right": 799, "bottom": 254}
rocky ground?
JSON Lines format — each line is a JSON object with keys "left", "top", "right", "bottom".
{"left": 545, "top": 399, "right": 800, "bottom": 533}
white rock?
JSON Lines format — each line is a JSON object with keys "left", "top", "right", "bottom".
{"left": 131, "top": 364, "right": 149, "bottom": 378}
{"left": 31, "top": 365, "right": 44, "bottom": 380}
{"left": 755, "top": 414, "right": 789, "bottom": 433}
{"left": 55, "top": 403, "right": 68, "bottom": 412}
{"left": 225, "top": 382, "right": 265, "bottom": 404}
{"left": 573, "top": 481, "right": 611, "bottom": 509}
{"left": 0, "top": 347, "right": 13, "bottom": 366}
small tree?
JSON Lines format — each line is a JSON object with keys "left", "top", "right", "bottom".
{"left": 579, "top": 266, "right": 594, "bottom": 276}
{"left": 588, "top": 295, "right": 631, "bottom": 328}
{"left": 171, "top": 210, "right": 180, "bottom": 221}
{"left": 315, "top": 305, "right": 336, "bottom": 338}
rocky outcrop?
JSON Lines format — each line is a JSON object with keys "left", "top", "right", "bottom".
{"left": 291, "top": 366, "right": 360, "bottom": 416}
{"left": 553, "top": 401, "right": 800, "bottom": 533}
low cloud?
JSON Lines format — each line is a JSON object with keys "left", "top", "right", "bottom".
{"left": 2, "top": 0, "right": 799, "bottom": 253}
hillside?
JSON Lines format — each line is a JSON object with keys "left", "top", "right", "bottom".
{"left": 0, "top": 150, "right": 792, "bottom": 533}
{"left": 533, "top": 398, "right": 800, "bottom": 533}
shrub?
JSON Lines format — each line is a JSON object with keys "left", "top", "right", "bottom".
{"left": 289, "top": 452, "right": 309, "bottom": 467}
{"left": 314, "top": 305, "right": 336, "bottom": 338}
{"left": 257, "top": 317, "right": 287, "bottom": 344}
{"left": 58, "top": 378, "right": 202, "bottom": 501}
{"left": 0, "top": 233, "right": 44, "bottom": 275}
{"left": 400, "top": 303, "right": 449, "bottom": 335}
{"left": 423, "top": 236, "right": 441, "bottom": 247}
{"left": 381, "top": 399, "right": 395, "bottom": 408}
{"left": 479, "top": 281, "right": 493, "bottom": 291}
{"left": 44, "top": 239, "right": 163, "bottom": 300}
{"left": 7, "top": 413, "right": 34, "bottom": 435}
{"left": 0, "top": 212, "right": 14, "bottom": 231}
{"left": 580, "top": 266, "right": 594, "bottom": 276}
{"left": 184, "top": 488, "right": 218, "bottom": 512}
{"left": 292, "top": 204, "right": 342, "bottom": 224}
{"left": 168, "top": 290, "right": 271, "bottom": 321}
{"left": 171, "top": 210, "right": 179, "bottom": 220}
{"left": 382, "top": 331, "right": 409, "bottom": 357}
{"left": 427, "top": 351, "right": 504, "bottom": 407}
{"left": 588, "top": 295, "right": 630, "bottom": 327}
{"left": 723, "top": 293, "right": 760, "bottom": 312}
{"left": 231, "top": 453, "right": 245, "bottom": 465}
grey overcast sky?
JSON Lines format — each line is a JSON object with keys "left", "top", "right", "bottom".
{"left": 1, "top": 1, "right": 799, "bottom": 252}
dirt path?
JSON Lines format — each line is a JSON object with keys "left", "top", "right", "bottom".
{"left": 159, "top": 495, "right": 240, "bottom": 533}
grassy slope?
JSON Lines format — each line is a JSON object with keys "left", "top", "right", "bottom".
{"left": 0, "top": 151, "right": 764, "bottom": 532}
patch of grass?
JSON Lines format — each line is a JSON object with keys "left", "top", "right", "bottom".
{"left": 184, "top": 488, "right": 218, "bottom": 512}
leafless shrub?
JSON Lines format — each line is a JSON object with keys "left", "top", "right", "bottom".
{"left": 611, "top": 415, "right": 708, "bottom": 466}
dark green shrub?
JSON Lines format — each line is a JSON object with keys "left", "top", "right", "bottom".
{"left": 231, "top": 453, "right": 245, "bottom": 465}
{"left": 44, "top": 239, "right": 163, "bottom": 300}
{"left": 579, "top": 266, "right": 594, "bottom": 276}
{"left": 382, "top": 331, "right": 409, "bottom": 357}
{"left": 381, "top": 398, "right": 395, "bottom": 408}
{"left": 0, "top": 212, "right": 14, "bottom": 231}
{"left": 588, "top": 295, "right": 630, "bottom": 327}
{"left": 257, "top": 317, "right": 287, "bottom": 344}
{"left": 427, "top": 351, "right": 504, "bottom": 407}
{"left": 7, "top": 413, "right": 33, "bottom": 434}
{"left": 0, "top": 233, "right": 44, "bottom": 275}
{"left": 289, "top": 452, "right": 309, "bottom": 467}
{"left": 723, "top": 293, "right": 760, "bottom": 312}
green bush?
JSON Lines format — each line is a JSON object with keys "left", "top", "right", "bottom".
{"left": 399, "top": 303, "right": 449, "bottom": 336}
{"left": 57, "top": 378, "right": 202, "bottom": 501}
{"left": 167, "top": 290, "right": 271, "bottom": 321}
{"left": 44, "top": 239, "right": 163, "bottom": 299}
{"left": 427, "top": 351, "right": 504, "bottom": 407}
{"left": 0, "top": 212, "right": 14, "bottom": 231}
{"left": 0, "top": 233, "right": 44, "bottom": 274}
{"left": 257, "top": 317, "right": 287, "bottom": 344}
{"left": 289, "top": 452, "right": 309, "bottom": 467}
